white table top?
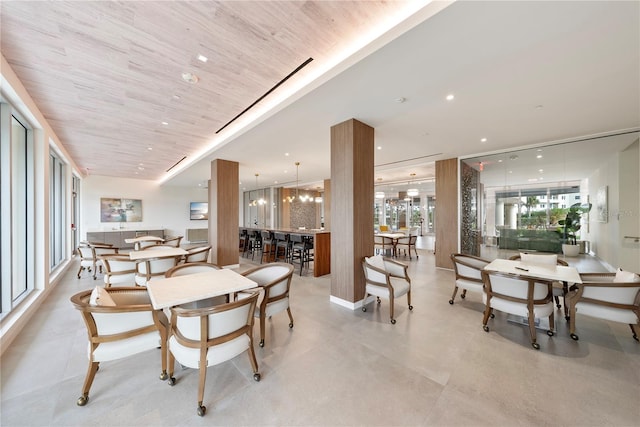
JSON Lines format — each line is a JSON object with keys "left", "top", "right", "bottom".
{"left": 129, "top": 248, "right": 187, "bottom": 260}
{"left": 377, "top": 233, "right": 406, "bottom": 239}
{"left": 484, "top": 258, "right": 582, "bottom": 284}
{"left": 146, "top": 269, "right": 258, "bottom": 309}
{"left": 124, "top": 235, "right": 165, "bottom": 243}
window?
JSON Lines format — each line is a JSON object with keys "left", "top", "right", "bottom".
{"left": 0, "top": 107, "right": 35, "bottom": 316}
{"left": 50, "top": 151, "right": 67, "bottom": 270}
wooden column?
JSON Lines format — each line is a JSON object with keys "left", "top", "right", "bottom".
{"left": 435, "top": 158, "right": 458, "bottom": 268}
{"left": 330, "top": 119, "right": 374, "bottom": 306}
{"left": 323, "top": 178, "right": 331, "bottom": 230}
{"left": 209, "top": 159, "right": 239, "bottom": 267}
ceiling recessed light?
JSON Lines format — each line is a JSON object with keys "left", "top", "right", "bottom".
{"left": 161, "top": 121, "right": 168, "bottom": 126}
{"left": 536, "top": 154, "right": 543, "bottom": 159}
{"left": 197, "top": 54, "right": 208, "bottom": 63}
{"left": 137, "top": 166, "right": 144, "bottom": 171}
{"left": 284, "top": 153, "right": 289, "bottom": 156}
{"left": 480, "top": 137, "right": 487, "bottom": 143}
{"left": 147, "top": 147, "right": 153, "bottom": 151}
{"left": 539, "top": 169, "right": 544, "bottom": 173}
{"left": 377, "top": 146, "right": 382, "bottom": 150}
{"left": 172, "top": 95, "right": 181, "bottom": 100}
{"left": 446, "top": 94, "right": 455, "bottom": 101}
{"left": 395, "top": 97, "right": 406, "bottom": 103}
{"left": 535, "top": 105, "right": 544, "bottom": 109}
{"left": 498, "top": 159, "right": 503, "bottom": 163}
{"left": 181, "top": 72, "right": 199, "bottom": 84}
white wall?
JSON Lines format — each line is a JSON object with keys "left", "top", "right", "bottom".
{"left": 587, "top": 139, "right": 640, "bottom": 272}
{"left": 81, "top": 176, "right": 212, "bottom": 242}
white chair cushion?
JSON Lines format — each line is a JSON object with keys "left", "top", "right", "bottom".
{"left": 456, "top": 263, "right": 484, "bottom": 280}
{"left": 89, "top": 286, "right": 116, "bottom": 306}
{"left": 366, "top": 277, "right": 410, "bottom": 299}
{"left": 366, "top": 255, "right": 386, "bottom": 270}
{"left": 456, "top": 278, "right": 484, "bottom": 293}
{"left": 614, "top": 268, "right": 640, "bottom": 283}
{"left": 520, "top": 253, "right": 557, "bottom": 265}
{"left": 260, "top": 297, "right": 289, "bottom": 318}
{"left": 104, "top": 273, "right": 136, "bottom": 286}
{"left": 91, "top": 332, "right": 161, "bottom": 362}
{"left": 575, "top": 302, "right": 638, "bottom": 324}
{"left": 169, "top": 334, "right": 249, "bottom": 369}
{"left": 483, "top": 293, "right": 554, "bottom": 318}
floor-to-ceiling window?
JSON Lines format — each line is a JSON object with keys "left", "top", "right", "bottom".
{"left": 0, "top": 104, "right": 35, "bottom": 316}
{"left": 50, "top": 150, "right": 67, "bottom": 270}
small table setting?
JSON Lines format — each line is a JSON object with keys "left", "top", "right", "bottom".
{"left": 146, "top": 269, "right": 258, "bottom": 310}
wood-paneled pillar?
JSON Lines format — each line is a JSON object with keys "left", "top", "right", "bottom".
{"left": 323, "top": 178, "right": 331, "bottom": 230}
{"left": 330, "top": 119, "right": 374, "bottom": 307}
{"left": 209, "top": 159, "right": 239, "bottom": 267}
{"left": 435, "top": 158, "right": 458, "bottom": 268}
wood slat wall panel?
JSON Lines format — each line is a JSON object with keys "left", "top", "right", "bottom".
{"left": 209, "top": 159, "right": 239, "bottom": 266}
{"left": 435, "top": 158, "right": 458, "bottom": 269}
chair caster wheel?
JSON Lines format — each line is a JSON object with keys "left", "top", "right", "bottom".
{"left": 408, "top": 305, "right": 413, "bottom": 310}
{"left": 460, "top": 294, "right": 466, "bottom": 299}
{"left": 633, "top": 335, "right": 639, "bottom": 342}
{"left": 449, "top": 299, "right": 454, "bottom": 305}
{"left": 168, "top": 377, "right": 176, "bottom": 386}
{"left": 483, "top": 325, "right": 489, "bottom": 332}
{"left": 565, "top": 316, "right": 570, "bottom": 321}
{"left": 77, "top": 395, "right": 89, "bottom": 406}
{"left": 390, "top": 318, "right": 396, "bottom": 324}
{"left": 159, "top": 372, "right": 168, "bottom": 380}
{"left": 362, "top": 307, "right": 367, "bottom": 312}
{"left": 547, "top": 330, "right": 554, "bottom": 337}
{"left": 253, "top": 373, "right": 261, "bottom": 381}
{"left": 289, "top": 322, "right": 293, "bottom": 328}
{"left": 259, "top": 340, "right": 264, "bottom": 347}
{"left": 490, "top": 313, "right": 495, "bottom": 319}
{"left": 570, "top": 333, "right": 579, "bottom": 341}
{"left": 197, "top": 405, "right": 206, "bottom": 416}
{"left": 532, "top": 342, "right": 540, "bottom": 350}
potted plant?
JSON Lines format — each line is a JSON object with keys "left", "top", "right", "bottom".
{"left": 557, "top": 202, "right": 592, "bottom": 256}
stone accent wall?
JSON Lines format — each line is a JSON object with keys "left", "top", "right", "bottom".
{"left": 290, "top": 200, "right": 316, "bottom": 229}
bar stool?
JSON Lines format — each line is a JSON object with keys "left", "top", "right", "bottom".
{"left": 247, "top": 230, "right": 262, "bottom": 260}
{"left": 239, "top": 229, "right": 249, "bottom": 255}
{"left": 290, "top": 234, "right": 314, "bottom": 276}
{"left": 259, "top": 230, "right": 276, "bottom": 263}
{"left": 274, "top": 232, "right": 291, "bottom": 262}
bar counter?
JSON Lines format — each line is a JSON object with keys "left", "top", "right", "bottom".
{"left": 241, "top": 227, "right": 330, "bottom": 277}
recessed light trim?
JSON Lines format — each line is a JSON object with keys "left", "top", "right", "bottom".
{"left": 446, "top": 94, "right": 455, "bottom": 101}
{"left": 480, "top": 137, "right": 487, "bottom": 143}
{"left": 197, "top": 54, "right": 208, "bottom": 63}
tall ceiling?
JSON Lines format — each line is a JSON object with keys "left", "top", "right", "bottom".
{"left": 2, "top": 1, "right": 639, "bottom": 192}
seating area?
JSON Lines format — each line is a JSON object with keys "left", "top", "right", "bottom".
{"left": 240, "top": 228, "right": 316, "bottom": 276}
{"left": 3, "top": 245, "right": 640, "bottom": 426}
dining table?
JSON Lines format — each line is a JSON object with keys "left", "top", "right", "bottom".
{"left": 146, "top": 269, "right": 258, "bottom": 310}
{"left": 483, "top": 258, "right": 582, "bottom": 329}
{"left": 124, "top": 235, "right": 165, "bottom": 244}
{"left": 483, "top": 258, "right": 582, "bottom": 284}
{"left": 128, "top": 247, "right": 188, "bottom": 260}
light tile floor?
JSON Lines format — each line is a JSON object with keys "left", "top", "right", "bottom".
{"left": 1, "top": 245, "right": 638, "bottom": 426}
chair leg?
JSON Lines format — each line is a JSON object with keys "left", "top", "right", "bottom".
{"left": 389, "top": 293, "right": 396, "bottom": 324}
{"left": 286, "top": 307, "right": 294, "bottom": 328}
{"left": 247, "top": 339, "right": 261, "bottom": 381}
{"left": 259, "top": 313, "right": 266, "bottom": 347}
{"left": 449, "top": 286, "right": 459, "bottom": 304}
{"left": 77, "top": 361, "right": 99, "bottom": 406}
{"left": 77, "top": 265, "right": 84, "bottom": 279}
{"left": 482, "top": 304, "right": 492, "bottom": 331}
{"left": 407, "top": 290, "right": 413, "bottom": 311}
{"left": 527, "top": 307, "right": 541, "bottom": 350}
{"left": 196, "top": 363, "right": 207, "bottom": 416}
{"left": 630, "top": 324, "right": 639, "bottom": 341}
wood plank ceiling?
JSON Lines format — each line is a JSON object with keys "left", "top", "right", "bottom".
{"left": 1, "top": 1, "right": 407, "bottom": 180}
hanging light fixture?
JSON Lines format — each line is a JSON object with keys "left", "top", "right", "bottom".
{"left": 293, "top": 161, "right": 310, "bottom": 202}
{"left": 249, "top": 173, "right": 265, "bottom": 206}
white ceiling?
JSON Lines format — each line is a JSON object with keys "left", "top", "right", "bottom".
{"left": 2, "top": 1, "right": 639, "bottom": 193}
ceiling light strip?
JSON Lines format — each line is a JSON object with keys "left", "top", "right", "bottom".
{"left": 166, "top": 156, "right": 187, "bottom": 173}
{"left": 375, "top": 152, "right": 443, "bottom": 167}
{"left": 215, "top": 57, "right": 314, "bottom": 134}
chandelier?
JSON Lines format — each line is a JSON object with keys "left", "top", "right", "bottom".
{"left": 249, "top": 173, "right": 266, "bottom": 206}
{"left": 284, "top": 162, "right": 310, "bottom": 203}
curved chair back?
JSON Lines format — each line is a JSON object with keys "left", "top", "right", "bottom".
{"left": 362, "top": 255, "right": 412, "bottom": 324}
{"left": 135, "top": 256, "right": 180, "bottom": 286}
{"left": 100, "top": 254, "right": 136, "bottom": 287}
{"left": 449, "top": 253, "right": 490, "bottom": 304}
{"left": 165, "top": 262, "right": 220, "bottom": 277}
{"left": 568, "top": 271, "right": 640, "bottom": 341}
{"left": 184, "top": 245, "right": 211, "bottom": 263}
{"left": 167, "top": 290, "right": 261, "bottom": 416}
{"left": 69, "top": 286, "right": 168, "bottom": 406}
{"left": 241, "top": 263, "right": 295, "bottom": 346}
{"left": 163, "top": 236, "right": 183, "bottom": 248}
{"left": 481, "top": 270, "right": 554, "bottom": 349}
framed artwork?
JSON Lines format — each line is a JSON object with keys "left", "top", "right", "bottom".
{"left": 596, "top": 186, "right": 608, "bottom": 223}
{"left": 190, "top": 202, "right": 208, "bottom": 220}
{"left": 100, "top": 198, "right": 143, "bottom": 222}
